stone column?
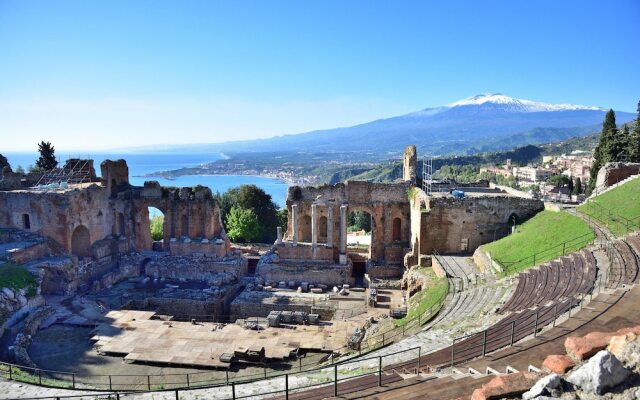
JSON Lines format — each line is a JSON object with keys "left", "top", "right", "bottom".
{"left": 276, "top": 226, "right": 282, "bottom": 245}
{"left": 311, "top": 204, "right": 318, "bottom": 248}
{"left": 326, "top": 204, "right": 334, "bottom": 248}
{"left": 339, "top": 204, "right": 348, "bottom": 264}
{"left": 291, "top": 204, "right": 298, "bottom": 246}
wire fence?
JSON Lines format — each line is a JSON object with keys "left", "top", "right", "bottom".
{"left": 579, "top": 199, "right": 640, "bottom": 237}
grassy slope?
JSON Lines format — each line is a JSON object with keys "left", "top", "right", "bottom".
{"left": 395, "top": 268, "right": 448, "bottom": 327}
{"left": 0, "top": 263, "right": 38, "bottom": 296}
{"left": 482, "top": 211, "right": 594, "bottom": 274}
{"left": 577, "top": 177, "right": 640, "bottom": 236}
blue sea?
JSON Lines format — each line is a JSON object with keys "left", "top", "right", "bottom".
{"left": 3, "top": 151, "right": 289, "bottom": 207}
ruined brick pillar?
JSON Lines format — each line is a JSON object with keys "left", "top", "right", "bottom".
{"left": 311, "top": 203, "right": 317, "bottom": 248}
{"left": 276, "top": 226, "right": 282, "bottom": 244}
{"left": 326, "top": 203, "right": 334, "bottom": 248}
{"left": 339, "top": 204, "right": 348, "bottom": 264}
{"left": 403, "top": 145, "right": 417, "bottom": 184}
{"left": 291, "top": 204, "right": 298, "bottom": 246}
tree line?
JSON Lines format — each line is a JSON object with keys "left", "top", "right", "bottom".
{"left": 588, "top": 101, "right": 640, "bottom": 193}
{"left": 0, "top": 141, "right": 59, "bottom": 174}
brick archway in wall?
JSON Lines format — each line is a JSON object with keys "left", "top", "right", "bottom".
{"left": 346, "top": 206, "right": 376, "bottom": 260}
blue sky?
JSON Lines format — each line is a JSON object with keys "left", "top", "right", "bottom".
{"left": 1, "top": 0, "right": 639, "bottom": 151}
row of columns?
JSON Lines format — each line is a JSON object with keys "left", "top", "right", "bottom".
{"left": 288, "top": 202, "right": 349, "bottom": 264}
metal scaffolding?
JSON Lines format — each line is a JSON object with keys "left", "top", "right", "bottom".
{"left": 32, "top": 158, "right": 93, "bottom": 190}
{"left": 422, "top": 156, "right": 433, "bottom": 195}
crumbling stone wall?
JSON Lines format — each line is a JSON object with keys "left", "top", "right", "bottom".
{"left": 0, "top": 160, "right": 230, "bottom": 259}
{"left": 594, "top": 162, "right": 640, "bottom": 192}
{"left": 284, "top": 180, "right": 411, "bottom": 266}
{"left": 144, "top": 255, "right": 247, "bottom": 283}
{"left": 0, "top": 184, "right": 114, "bottom": 258}
{"left": 257, "top": 260, "right": 355, "bottom": 287}
{"left": 117, "top": 181, "right": 230, "bottom": 252}
{"left": 420, "top": 195, "right": 544, "bottom": 254}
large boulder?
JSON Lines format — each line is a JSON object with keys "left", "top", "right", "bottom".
{"left": 608, "top": 332, "right": 640, "bottom": 374}
{"left": 566, "top": 350, "right": 631, "bottom": 395}
{"left": 522, "top": 374, "right": 562, "bottom": 400}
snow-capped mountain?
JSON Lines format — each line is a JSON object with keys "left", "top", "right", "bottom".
{"left": 183, "top": 94, "right": 636, "bottom": 157}
{"left": 446, "top": 93, "right": 604, "bottom": 112}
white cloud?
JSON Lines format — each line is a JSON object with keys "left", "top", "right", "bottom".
{"left": 0, "top": 96, "right": 415, "bottom": 151}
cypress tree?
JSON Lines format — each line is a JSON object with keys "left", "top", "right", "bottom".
{"left": 588, "top": 109, "right": 617, "bottom": 193}
{"left": 573, "top": 177, "right": 582, "bottom": 195}
{"left": 35, "top": 141, "right": 58, "bottom": 171}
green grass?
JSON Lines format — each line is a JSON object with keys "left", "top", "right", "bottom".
{"left": 394, "top": 269, "right": 448, "bottom": 327}
{"left": 482, "top": 210, "right": 594, "bottom": 275}
{"left": 0, "top": 263, "right": 38, "bottom": 297}
{"left": 578, "top": 178, "right": 640, "bottom": 236}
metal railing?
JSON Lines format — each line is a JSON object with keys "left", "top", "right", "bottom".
{"left": 0, "top": 280, "right": 449, "bottom": 393}
{"left": 3, "top": 345, "right": 427, "bottom": 400}
{"left": 579, "top": 199, "right": 640, "bottom": 237}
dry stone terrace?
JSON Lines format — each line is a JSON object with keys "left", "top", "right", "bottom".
{"left": 11, "top": 145, "right": 629, "bottom": 400}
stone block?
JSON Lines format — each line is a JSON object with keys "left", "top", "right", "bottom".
{"left": 565, "top": 326, "right": 640, "bottom": 361}
{"left": 471, "top": 372, "right": 540, "bottom": 400}
{"left": 542, "top": 354, "right": 575, "bottom": 374}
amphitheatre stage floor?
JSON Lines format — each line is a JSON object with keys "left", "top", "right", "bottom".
{"left": 92, "top": 310, "right": 363, "bottom": 369}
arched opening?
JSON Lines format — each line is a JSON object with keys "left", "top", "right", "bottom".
{"left": 181, "top": 215, "right": 189, "bottom": 238}
{"left": 149, "top": 207, "right": 164, "bottom": 250}
{"left": 392, "top": 218, "right": 402, "bottom": 241}
{"left": 71, "top": 225, "right": 92, "bottom": 258}
{"left": 347, "top": 210, "right": 372, "bottom": 281}
{"left": 22, "top": 214, "right": 30, "bottom": 230}
{"left": 347, "top": 211, "right": 372, "bottom": 242}
{"left": 318, "top": 216, "right": 328, "bottom": 241}
{"left": 299, "top": 215, "right": 312, "bottom": 242}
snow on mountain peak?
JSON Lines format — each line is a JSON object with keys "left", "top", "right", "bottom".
{"left": 448, "top": 93, "right": 603, "bottom": 112}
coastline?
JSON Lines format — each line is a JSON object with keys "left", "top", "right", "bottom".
{"left": 140, "top": 172, "right": 302, "bottom": 186}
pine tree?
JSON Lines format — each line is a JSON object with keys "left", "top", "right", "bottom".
{"left": 629, "top": 100, "right": 640, "bottom": 162}
{"left": 588, "top": 109, "right": 618, "bottom": 193}
{"left": 35, "top": 141, "right": 58, "bottom": 171}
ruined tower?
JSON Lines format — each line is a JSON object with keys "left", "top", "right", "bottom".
{"left": 402, "top": 145, "right": 417, "bottom": 185}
